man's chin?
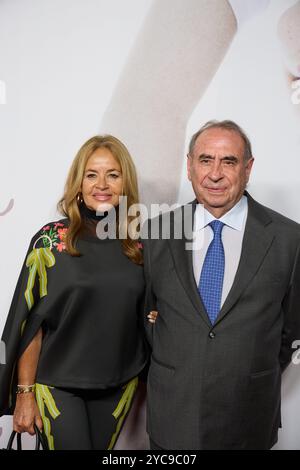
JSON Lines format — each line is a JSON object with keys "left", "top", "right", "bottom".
{"left": 204, "top": 196, "right": 228, "bottom": 208}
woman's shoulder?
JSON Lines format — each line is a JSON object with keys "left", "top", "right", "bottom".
{"left": 30, "top": 218, "right": 69, "bottom": 253}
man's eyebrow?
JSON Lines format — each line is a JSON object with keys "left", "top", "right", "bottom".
{"left": 197, "top": 154, "right": 214, "bottom": 159}
{"left": 221, "top": 155, "right": 239, "bottom": 162}
{"left": 197, "top": 154, "right": 239, "bottom": 161}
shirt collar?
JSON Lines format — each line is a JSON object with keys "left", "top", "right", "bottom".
{"left": 194, "top": 195, "right": 248, "bottom": 231}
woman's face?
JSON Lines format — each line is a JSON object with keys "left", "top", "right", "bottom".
{"left": 81, "top": 147, "right": 123, "bottom": 212}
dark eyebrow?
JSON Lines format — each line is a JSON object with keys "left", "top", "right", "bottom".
{"left": 198, "top": 154, "right": 214, "bottom": 160}
{"left": 197, "top": 154, "right": 239, "bottom": 162}
{"left": 221, "top": 156, "right": 239, "bottom": 162}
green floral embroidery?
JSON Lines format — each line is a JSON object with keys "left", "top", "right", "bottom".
{"left": 24, "top": 247, "right": 55, "bottom": 310}
{"left": 35, "top": 384, "right": 61, "bottom": 450}
{"left": 108, "top": 377, "right": 138, "bottom": 450}
{"left": 40, "top": 222, "right": 68, "bottom": 253}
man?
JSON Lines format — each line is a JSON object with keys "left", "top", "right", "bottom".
{"left": 142, "top": 120, "right": 300, "bottom": 450}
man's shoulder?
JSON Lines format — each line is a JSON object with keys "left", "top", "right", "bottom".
{"left": 250, "top": 196, "right": 300, "bottom": 235}
{"left": 266, "top": 207, "right": 300, "bottom": 230}
{"left": 148, "top": 201, "right": 195, "bottom": 224}
{"left": 141, "top": 201, "right": 194, "bottom": 241}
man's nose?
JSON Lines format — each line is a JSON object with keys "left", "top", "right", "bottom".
{"left": 208, "top": 162, "right": 223, "bottom": 181}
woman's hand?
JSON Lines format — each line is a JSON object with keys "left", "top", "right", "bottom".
{"left": 147, "top": 310, "right": 158, "bottom": 324}
{"left": 13, "top": 393, "right": 43, "bottom": 435}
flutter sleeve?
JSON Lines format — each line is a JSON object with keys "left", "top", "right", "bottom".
{"left": 0, "top": 223, "right": 59, "bottom": 415}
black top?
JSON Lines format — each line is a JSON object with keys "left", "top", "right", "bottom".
{"left": 0, "top": 205, "right": 149, "bottom": 413}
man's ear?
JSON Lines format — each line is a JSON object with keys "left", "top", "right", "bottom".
{"left": 245, "top": 157, "right": 254, "bottom": 182}
{"left": 187, "top": 154, "right": 192, "bottom": 181}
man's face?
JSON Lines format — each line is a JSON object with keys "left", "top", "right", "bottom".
{"left": 187, "top": 128, "right": 254, "bottom": 218}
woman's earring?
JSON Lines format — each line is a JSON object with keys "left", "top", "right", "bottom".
{"left": 76, "top": 192, "right": 83, "bottom": 205}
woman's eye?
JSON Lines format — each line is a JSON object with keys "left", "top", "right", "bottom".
{"left": 87, "top": 174, "right": 96, "bottom": 178}
{"left": 109, "top": 174, "right": 119, "bottom": 179}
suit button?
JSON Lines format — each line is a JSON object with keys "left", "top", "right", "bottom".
{"left": 209, "top": 331, "right": 216, "bottom": 339}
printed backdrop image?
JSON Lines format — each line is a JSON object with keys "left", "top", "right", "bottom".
{"left": 0, "top": 0, "right": 300, "bottom": 449}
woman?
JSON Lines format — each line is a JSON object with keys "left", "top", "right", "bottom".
{"left": 0, "top": 135, "right": 151, "bottom": 450}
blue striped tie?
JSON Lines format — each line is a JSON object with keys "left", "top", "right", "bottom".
{"left": 198, "top": 220, "right": 225, "bottom": 324}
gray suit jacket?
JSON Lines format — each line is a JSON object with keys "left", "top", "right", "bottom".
{"left": 142, "top": 193, "right": 300, "bottom": 450}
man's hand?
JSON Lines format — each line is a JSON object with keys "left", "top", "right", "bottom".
{"left": 147, "top": 310, "right": 158, "bottom": 324}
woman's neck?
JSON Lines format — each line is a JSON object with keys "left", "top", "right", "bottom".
{"left": 80, "top": 202, "right": 109, "bottom": 221}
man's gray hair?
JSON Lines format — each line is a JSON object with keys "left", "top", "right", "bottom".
{"left": 188, "top": 120, "right": 253, "bottom": 161}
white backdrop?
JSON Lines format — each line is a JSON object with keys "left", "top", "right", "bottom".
{"left": 0, "top": 0, "right": 299, "bottom": 450}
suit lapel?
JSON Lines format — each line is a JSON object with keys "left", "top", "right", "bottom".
{"left": 215, "top": 193, "right": 275, "bottom": 325}
{"left": 167, "top": 194, "right": 275, "bottom": 327}
{"left": 167, "top": 201, "right": 211, "bottom": 327}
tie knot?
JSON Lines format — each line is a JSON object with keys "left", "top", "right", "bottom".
{"left": 209, "top": 220, "right": 224, "bottom": 237}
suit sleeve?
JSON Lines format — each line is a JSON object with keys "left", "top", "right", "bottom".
{"left": 280, "top": 241, "right": 300, "bottom": 372}
{"left": 142, "top": 227, "right": 157, "bottom": 349}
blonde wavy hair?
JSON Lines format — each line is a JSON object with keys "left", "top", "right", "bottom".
{"left": 57, "top": 135, "right": 142, "bottom": 265}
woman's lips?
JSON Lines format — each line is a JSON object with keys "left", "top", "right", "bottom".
{"left": 92, "top": 194, "right": 112, "bottom": 201}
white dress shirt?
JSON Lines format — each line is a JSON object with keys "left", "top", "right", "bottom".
{"left": 193, "top": 195, "right": 248, "bottom": 307}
